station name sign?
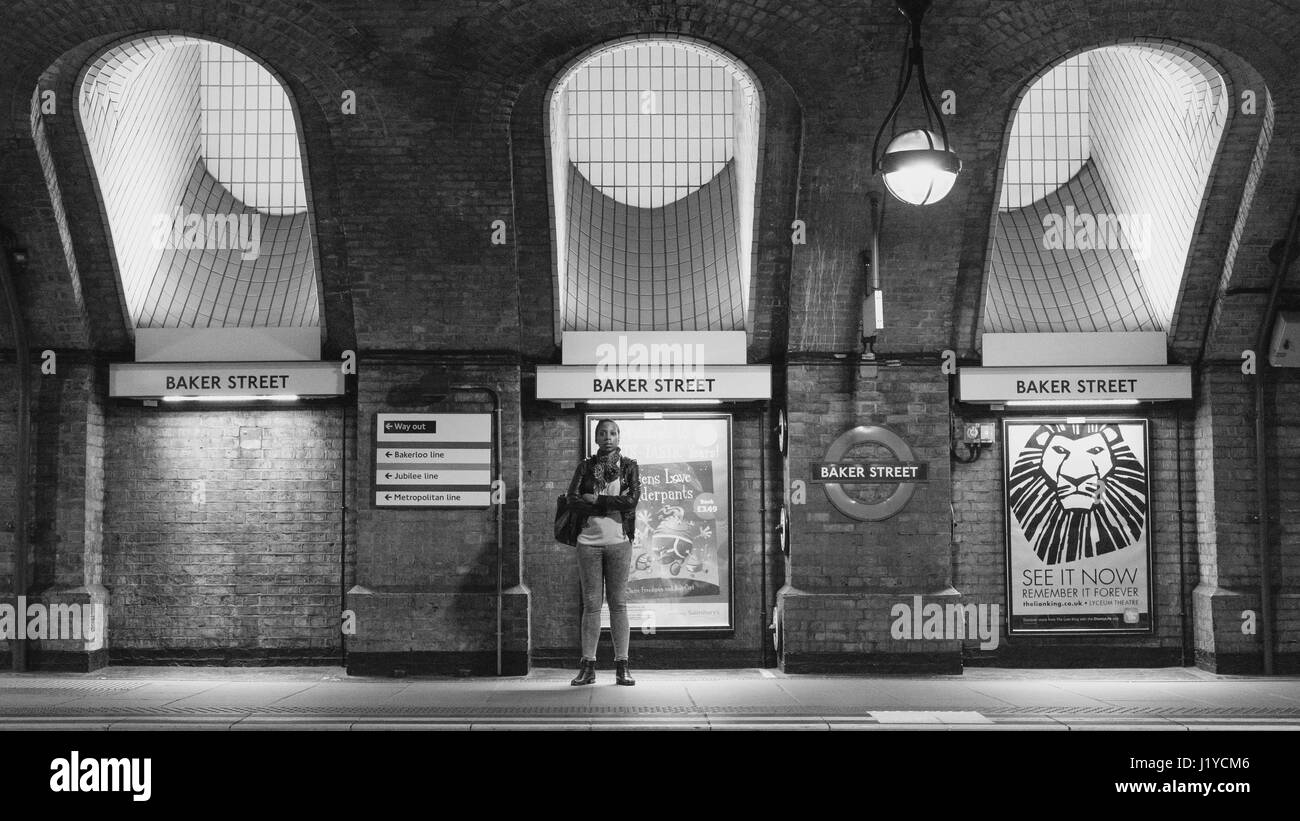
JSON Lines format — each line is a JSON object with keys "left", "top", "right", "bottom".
{"left": 536, "top": 364, "right": 771, "bottom": 402}
{"left": 109, "top": 361, "right": 345, "bottom": 398}
{"left": 810, "top": 461, "right": 929, "bottom": 483}
{"left": 958, "top": 365, "right": 1191, "bottom": 403}
{"left": 538, "top": 331, "right": 769, "bottom": 402}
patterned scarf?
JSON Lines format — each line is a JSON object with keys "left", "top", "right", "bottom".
{"left": 593, "top": 446, "right": 622, "bottom": 491}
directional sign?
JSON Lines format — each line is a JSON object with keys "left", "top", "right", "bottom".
{"left": 378, "top": 447, "right": 490, "bottom": 465}
{"left": 375, "top": 469, "right": 490, "bottom": 485}
{"left": 376, "top": 414, "right": 490, "bottom": 442}
{"left": 376, "top": 490, "right": 491, "bottom": 506}
{"left": 374, "top": 413, "right": 493, "bottom": 508}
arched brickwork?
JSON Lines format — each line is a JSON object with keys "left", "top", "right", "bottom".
{"left": 945, "top": 3, "right": 1300, "bottom": 366}
{"left": 965, "top": 38, "right": 1264, "bottom": 355}
{"left": 0, "top": 0, "right": 379, "bottom": 354}
{"left": 507, "top": 26, "right": 803, "bottom": 361}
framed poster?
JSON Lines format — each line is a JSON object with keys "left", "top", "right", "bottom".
{"left": 1003, "top": 418, "right": 1153, "bottom": 634}
{"left": 583, "top": 413, "right": 733, "bottom": 631}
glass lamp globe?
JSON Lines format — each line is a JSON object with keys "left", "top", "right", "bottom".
{"left": 879, "top": 128, "right": 962, "bottom": 205}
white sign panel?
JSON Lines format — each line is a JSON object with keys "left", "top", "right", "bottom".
{"left": 958, "top": 366, "right": 1191, "bottom": 403}
{"left": 135, "top": 327, "right": 320, "bottom": 362}
{"left": 981, "top": 332, "right": 1166, "bottom": 367}
{"left": 109, "top": 361, "right": 344, "bottom": 398}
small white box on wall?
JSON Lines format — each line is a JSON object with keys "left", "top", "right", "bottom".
{"left": 1270, "top": 312, "right": 1300, "bottom": 367}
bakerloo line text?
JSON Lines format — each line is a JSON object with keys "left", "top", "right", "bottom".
{"left": 592, "top": 377, "right": 717, "bottom": 394}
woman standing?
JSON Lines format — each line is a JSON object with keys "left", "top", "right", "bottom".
{"left": 566, "top": 419, "right": 641, "bottom": 686}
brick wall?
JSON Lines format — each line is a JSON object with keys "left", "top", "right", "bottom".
{"left": 352, "top": 362, "right": 519, "bottom": 589}
{"left": 1271, "top": 372, "right": 1300, "bottom": 585}
{"left": 1196, "top": 367, "right": 1260, "bottom": 588}
{"left": 28, "top": 363, "right": 105, "bottom": 590}
{"left": 1193, "top": 364, "right": 1268, "bottom": 671}
{"left": 2, "top": 3, "right": 1299, "bottom": 364}
{"left": 1268, "top": 370, "right": 1300, "bottom": 659}
{"left": 779, "top": 362, "right": 956, "bottom": 670}
{"left": 1192, "top": 362, "right": 1300, "bottom": 671}
{"left": 103, "top": 405, "right": 344, "bottom": 662}
{"left": 4, "top": 0, "right": 1300, "bottom": 672}
{"left": 0, "top": 366, "right": 17, "bottom": 594}
{"left": 786, "top": 362, "right": 951, "bottom": 588}
{"left": 344, "top": 360, "right": 526, "bottom": 674}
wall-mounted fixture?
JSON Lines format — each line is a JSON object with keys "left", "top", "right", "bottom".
{"left": 862, "top": 193, "right": 884, "bottom": 361}
{"left": 951, "top": 418, "right": 995, "bottom": 463}
{"left": 1269, "top": 311, "right": 1300, "bottom": 366}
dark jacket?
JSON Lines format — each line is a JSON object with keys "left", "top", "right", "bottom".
{"left": 566, "top": 454, "right": 641, "bottom": 543}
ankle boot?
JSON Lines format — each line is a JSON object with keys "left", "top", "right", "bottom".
{"left": 615, "top": 659, "right": 636, "bottom": 686}
{"left": 570, "top": 658, "right": 596, "bottom": 686}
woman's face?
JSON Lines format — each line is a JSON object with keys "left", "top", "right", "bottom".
{"left": 595, "top": 421, "right": 620, "bottom": 450}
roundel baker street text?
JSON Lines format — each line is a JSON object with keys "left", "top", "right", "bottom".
{"left": 814, "top": 426, "right": 924, "bottom": 522}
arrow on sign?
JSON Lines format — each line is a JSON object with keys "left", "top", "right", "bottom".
{"left": 384, "top": 494, "right": 393, "bottom": 501}
{"left": 385, "top": 472, "right": 393, "bottom": 479}
{"left": 386, "top": 451, "right": 393, "bottom": 458}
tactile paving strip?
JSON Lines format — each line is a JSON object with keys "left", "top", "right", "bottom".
{"left": 979, "top": 705, "right": 1300, "bottom": 716}
{"left": 0, "top": 686, "right": 142, "bottom": 696}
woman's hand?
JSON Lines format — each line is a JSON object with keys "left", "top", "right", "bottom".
{"left": 581, "top": 493, "right": 598, "bottom": 504}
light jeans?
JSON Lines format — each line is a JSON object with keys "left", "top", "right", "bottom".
{"left": 576, "top": 540, "right": 632, "bottom": 661}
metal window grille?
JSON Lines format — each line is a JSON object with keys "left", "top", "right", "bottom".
{"left": 551, "top": 39, "right": 758, "bottom": 332}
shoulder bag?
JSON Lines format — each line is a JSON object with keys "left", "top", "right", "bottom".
{"left": 555, "top": 494, "right": 583, "bottom": 546}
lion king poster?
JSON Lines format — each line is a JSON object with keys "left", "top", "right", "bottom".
{"left": 1003, "top": 418, "right": 1153, "bottom": 634}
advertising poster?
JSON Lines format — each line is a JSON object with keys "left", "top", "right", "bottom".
{"left": 585, "top": 413, "right": 732, "bottom": 630}
{"left": 1003, "top": 418, "right": 1153, "bottom": 634}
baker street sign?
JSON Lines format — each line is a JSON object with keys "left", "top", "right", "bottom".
{"left": 815, "top": 426, "right": 929, "bottom": 522}
{"left": 811, "top": 461, "right": 929, "bottom": 482}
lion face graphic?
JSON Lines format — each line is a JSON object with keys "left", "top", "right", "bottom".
{"left": 1040, "top": 430, "right": 1114, "bottom": 511}
{"left": 1009, "top": 424, "right": 1146, "bottom": 565}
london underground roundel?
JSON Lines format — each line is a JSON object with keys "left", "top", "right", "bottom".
{"left": 820, "top": 425, "right": 919, "bottom": 522}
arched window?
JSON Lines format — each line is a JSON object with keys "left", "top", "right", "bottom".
{"left": 983, "top": 43, "right": 1228, "bottom": 333}
{"left": 77, "top": 36, "right": 317, "bottom": 328}
{"left": 548, "top": 38, "right": 761, "bottom": 332}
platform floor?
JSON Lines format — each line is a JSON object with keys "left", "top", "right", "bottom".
{"left": 3, "top": 664, "right": 1299, "bottom": 730}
